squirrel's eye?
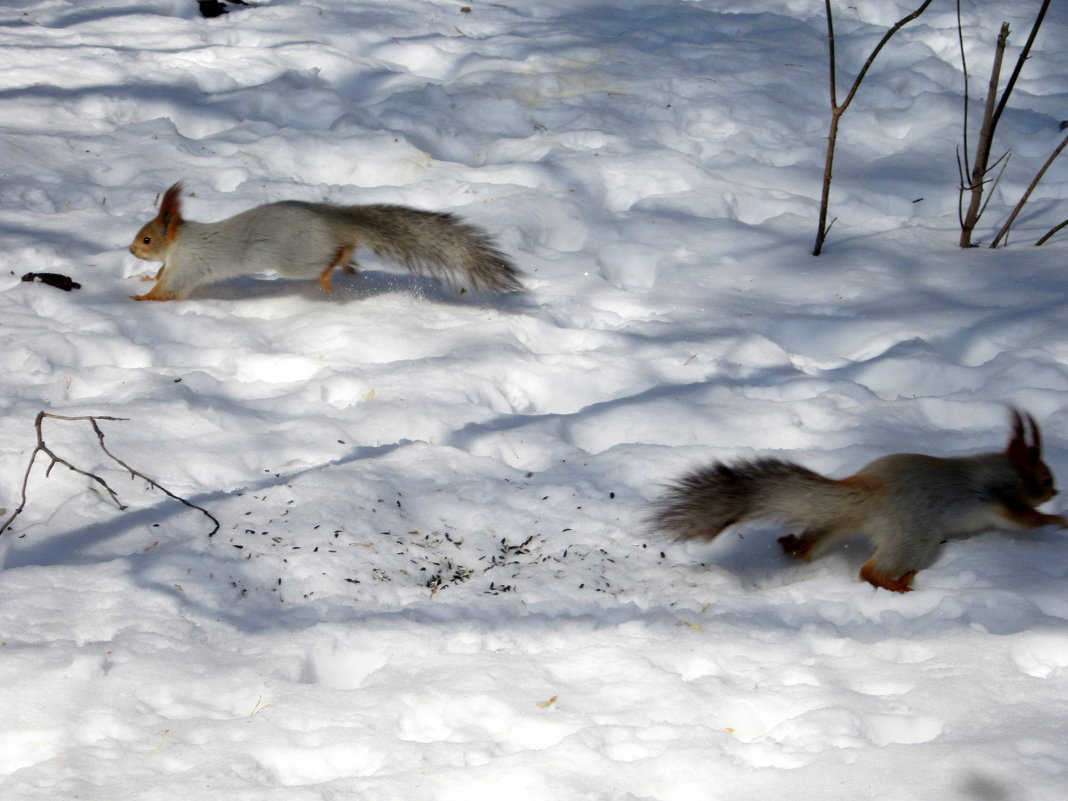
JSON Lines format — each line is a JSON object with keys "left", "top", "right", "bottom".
{"left": 142, "top": 236, "right": 151, "bottom": 244}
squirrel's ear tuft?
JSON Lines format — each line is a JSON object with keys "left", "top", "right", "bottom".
{"left": 1026, "top": 411, "right": 1042, "bottom": 454}
{"left": 1009, "top": 407, "right": 1025, "bottom": 441}
{"left": 159, "top": 182, "right": 184, "bottom": 229}
{"left": 1007, "top": 407, "right": 1027, "bottom": 461}
{"left": 1007, "top": 407, "right": 1043, "bottom": 464}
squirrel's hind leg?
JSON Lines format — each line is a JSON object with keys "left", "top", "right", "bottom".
{"left": 318, "top": 245, "right": 356, "bottom": 294}
{"left": 860, "top": 560, "right": 916, "bottom": 593}
{"left": 778, "top": 529, "right": 826, "bottom": 561}
{"left": 779, "top": 524, "right": 851, "bottom": 562}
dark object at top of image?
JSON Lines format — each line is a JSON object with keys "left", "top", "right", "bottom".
{"left": 198, "top": 0, "right": 250, "bottom": 18}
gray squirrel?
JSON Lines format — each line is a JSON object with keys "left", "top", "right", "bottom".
{"left": 128, "top": 182, "right": 522, "bottom": 301}
{"left": 651, "top": 409, "right": 1066, "bottom": 592}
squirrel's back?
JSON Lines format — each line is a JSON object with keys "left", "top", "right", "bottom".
{"left": 197, "top": 202, "right": 340, "bottom": 277}
{"left": 852, "top": 451, "right": 1037, "bottom": 539}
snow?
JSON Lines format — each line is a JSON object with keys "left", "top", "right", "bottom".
{"left": 2, "top": 0, "right": 1068, "bottom": 798}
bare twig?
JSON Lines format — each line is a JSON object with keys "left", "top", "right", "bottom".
{"left": 959, "top": 0, "right": 1052, "bottom": 247}
{"left": 87, "top": 417, "right": 220, "bottom": 535}
{"left": 959, "top": 21, "right": 1010, "bottom": 248}
{"left": 813, "top": 0, "right": 934, "bottom": 255}
{"left": 990, "top": 0, "right": 1051, "bottom": 136}
{"left": 977, "top": 152, "right": 1012, "bottom": 221}
{"left": 991, "top": 131, "right": 1068, "bottom": 247}
{"left": 1, "top": 412, "right": 127, "bottom": 536}
{"left": 824, "top": 1, "right": 838, "bottom": 109}
{"left": 957, "top": 0, "right": 972, "bottom": 185}
{"left": 1035, "top": 217, "right": 1068, "bottom": 246}
{"left": 835, "top": 1, "right": 934, "bottom": 113}
{"left": 956, "top": 146, "right": 967, "bottom": 228}
{"left": 956, "top": 145, "right": 1010, "bottom": 229}
{"left": 1, "top": 412, "right": 219, "bottom": 538}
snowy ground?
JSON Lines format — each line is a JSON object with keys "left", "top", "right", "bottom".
{"left": 2, "top": 0, "right": 1068, "bottom": 798}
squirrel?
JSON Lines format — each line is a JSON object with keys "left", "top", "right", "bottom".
{"left": 650, "top": 409, "right": 1067, "bottom": 592}
{"left": 128, "top": 182, "right": 523, "bottom": 301}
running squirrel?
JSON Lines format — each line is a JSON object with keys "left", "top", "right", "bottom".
{"left": 650, "top": 409, "right": 1066, "bottom": 592}
{"left": 128, "top": 182, "right": 523, "bottom": 301}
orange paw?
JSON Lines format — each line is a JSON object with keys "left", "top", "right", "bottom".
{"left": 860, "top": 560, "right": 916, "bottom": 593}
{"left": 319, "top": 245, "right": 356, "bottom": 293}
{"left": 132, "top": 284, "right": 179, "bottom": 301}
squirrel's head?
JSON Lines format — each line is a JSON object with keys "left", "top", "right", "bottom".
{"left": 1006, "top": 407, "right": 1058, "bottom": 504}
{"left": 129, "top": 182, "right": 184, "bottom": 261}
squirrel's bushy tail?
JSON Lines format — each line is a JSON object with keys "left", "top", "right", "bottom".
{"left": 345, "top": 205, "right": 523, "bottom": 293}
{"left": 651, "top": 458, "right": 867, "bottom": 541}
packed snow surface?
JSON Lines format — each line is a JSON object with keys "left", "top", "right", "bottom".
{"left": 2, "top": 1, "right": 1068, "bottom": 799}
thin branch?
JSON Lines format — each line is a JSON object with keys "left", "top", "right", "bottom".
{"left": 957, "top": 0, "right": 972, "bottom": 181}
{"left": 990, "top": 132, "right": 1068, "bottom": 247}
{"left": 976, "top": 153, "right": 1011, "bottom": 223}
{"left": 837, "top": 0, "right": 935, "bottom": 115}
{"left": 1036, "top": 217, "right": 1068, "bottom": 246}
{"left": 86, "top": 417, "right": 220, "bottom": 536}
{"left": 959, "top": 21, "right": 1010, "bottom": 247}
{"left": 824, "top": 0, "right": 838, "bottom": 109}
{"left": 1, "top": 412, "right": 219, "bottom": 538}
{"left": 956, "top": 146, "right": 967, "bottom": 228}
{"left": 973, "top": 24, "right": 1009, "bottom": 187}
{"left": 959, "top": 1, "right": 1052, "bottom": 247}
{"left": 813, "top": 0, "right": 934, "bottom": 255}
{"left": 990, "top": 0, "right": 1051, "bottom": 135}
{"left": 813, "top": 107, "right": 842, "bottom": 256}
{"left": 2, "top": 412, "right": 127, "bottom": 536}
